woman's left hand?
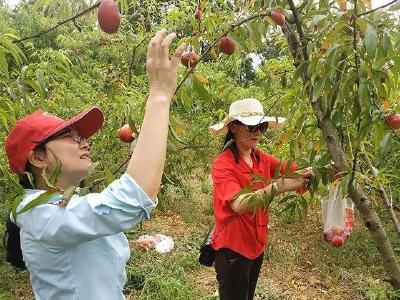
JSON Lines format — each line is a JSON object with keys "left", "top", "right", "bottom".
{"left": 295, "top": 167, "right": 315, "bottom": 192}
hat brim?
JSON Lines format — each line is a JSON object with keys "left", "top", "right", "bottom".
{"left": 43, "top": 107, "right": 104, "bottom": 141}
{"left": 209, "top": 115, "right": 286, "bottom": 136}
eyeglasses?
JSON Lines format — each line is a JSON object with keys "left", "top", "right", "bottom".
{"left": 234, "top": 121, "right": 269, "bottom": 133}
{"left": 40, "top": 129, "right": 87, "bottom": 145}
{"left": 62, "top": 131, "right": 87, "bottom": 144}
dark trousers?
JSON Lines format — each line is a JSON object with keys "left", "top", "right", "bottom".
{"left": 214, "top": 248, "right": 264, "bottom": 300}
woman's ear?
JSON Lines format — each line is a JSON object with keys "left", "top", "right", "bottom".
{"left": 27, "top": 150, "right": 47, "bottom": 170}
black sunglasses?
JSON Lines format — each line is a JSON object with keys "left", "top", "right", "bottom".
{"left": 234, "top": 121, "right": 269, "bottom": 133}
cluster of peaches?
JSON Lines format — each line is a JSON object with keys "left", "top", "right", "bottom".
{"left": 323, "top": 208, "right": 354, "bottom": 247}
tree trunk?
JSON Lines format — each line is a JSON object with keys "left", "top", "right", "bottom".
{"left": 284, "top": 0, "right": 400, "bottom": 288}
{"left": 312, "top": 102, "right": 400, "bottom": 289}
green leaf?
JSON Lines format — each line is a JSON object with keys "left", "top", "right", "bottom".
{"left": 36, "top": 68, "right": 47, "bottom": 97}
{"left": 312, "top": 78, "right": 325, "bottom": 102}
{"left": 251, "top": 173, "right": 272, "bottom": 185}
{"left": 365, "top": 23, "right": 378, "bottom": 58}
{"left": 127, "top": 115, "right": 138, "bottom": 134}
{"left": 358, "top": 82, "right": 369, "bottom": 104}
{"left": 11, "top": 193, "right": 25, "bottom": 221}
{"left": 379, "top": 133, "right": 392, "bottom": 157}
{"left": 86, "top": 161, "right": 100, "bottom": 178}
{"left": 274, "top": 160, "right": 282, "bottom": 179}
{"left": 62, "top": 185, "right": 76, "bottom": 204}
{"left": 0, "top": 49, "right": 9, "bottom": 78}
{"left": 278, "top": 194, "right": 297, "bottom": 205}
{"left": 0, "top": 165, "right": 24, "bottom": 194}
{"left": 168, "top": 123, "right": 186, "bottom": 145}
{"left": 193, "top": 73, "right": 209, "bottom": 85}
{"left": 48, "top": 154, "right": 62, "bottom": 187}
{"left": 292, "top": 61, "right": 308, "bottom": 82}
{"left": 18, "top": 191, "right": 59, "bottom": 215}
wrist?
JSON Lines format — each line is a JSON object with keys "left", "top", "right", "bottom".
{"left": 274, "top": 178, "right": 286, "bottom": 194}
{"left": 148, "top": 89, "right": 173, "bottom": 104}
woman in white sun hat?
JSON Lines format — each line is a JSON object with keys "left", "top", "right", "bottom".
{"left": 209, "top": 98, "right": 314, "bottom": 300}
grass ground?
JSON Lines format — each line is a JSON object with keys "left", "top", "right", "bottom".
{"left": 0, "top": 205, "right": 393, "bottom": 300}
{"left": 0, "top": 169, "right": 396, "bottom": 300}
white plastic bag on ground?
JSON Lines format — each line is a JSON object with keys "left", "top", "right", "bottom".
{"left": 135, "top": 234, "right": 174, "bottom": 254}
{"left": 321, "top": 184, "right": 355, "bottom": 247}
{"left": 155, "top": 235, "right": 174, "bottom": 254}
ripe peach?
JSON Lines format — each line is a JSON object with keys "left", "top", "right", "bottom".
{"left": 270, "top": 9, "right": 285, "bottom": 26}
{"left": 118, "top": 124, "right": 134, "bottom": 143}
{"left": 181, "top": 52, "right": 200, "bottom": 68}
{"left": 219, "top": 36, "right": 235, "bottom": 55}
{"left": 331, "top": 235, "right": 344, "bottom": 247}
{"left": 98, "top": 0, "right": 121, "bottom": 34}
{"left": 194, "top": 9, "right": 202, "bottom": 20}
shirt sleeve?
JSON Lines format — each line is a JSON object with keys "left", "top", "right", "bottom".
{"left": 16, "top": 173, "right": 156, "bottom": 247}
{"left": 212, "top": 159, "right": 242, "bottom": 208}
{"left": 266, "top": 153, "right": 298, "bottom": 177}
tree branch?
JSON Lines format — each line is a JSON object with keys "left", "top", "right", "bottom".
{"left": 357, "top": 0, "right": 398, "bottom": 17}
{"left": 297, "top": 0, "right": 310, "bottom": 14}
{"left": 326, "top": 53, "right": 348, "bottom": 117}
{"left": 362, "top": 145, "right": 400, "bottom": 239}
{"left": 13, "top": 2, "right": 101, "bottom": 43}
{"left": 174, "top": 10, "right": 273, "bottom": 95}
{"left": 287, "top": 0, "right": 308, "bottom": 60}
{"left": 128, "top": 37, "right": 148, "bottom": 85}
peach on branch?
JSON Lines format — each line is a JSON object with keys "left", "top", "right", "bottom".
{"left": 98, "top": 0, "right": 121, "bottom": 34}
{"left": 194, "top": 9, "right": 202, "bottom": 20}
{"left": 118, "top": 124, "right": 134, "bottom": 143}
{"left": 270, "top": 9, "right": 286, "bottom": 26}
{"left": 181, "top": 52, "right": 200, "bottom": 68}
{"left": 219, "top": 36, "right": 235, "bottom": 55}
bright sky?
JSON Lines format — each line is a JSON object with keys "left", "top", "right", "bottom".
{"left": 3, "top": 0, "right": 397, "bottom": 9}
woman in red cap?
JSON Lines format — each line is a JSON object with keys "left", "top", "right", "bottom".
{"left": 208, "top": 98, "right": 314, "bottom": 300}
{"left": 3, "top": 29, "right": 186, "bottom": 300}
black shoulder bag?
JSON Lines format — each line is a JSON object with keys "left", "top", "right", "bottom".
{"left": 199, "top": 227, "right": 215, "bottom": 267}
{"left": 198, "top": 217, "right": 236, "bottom": 267}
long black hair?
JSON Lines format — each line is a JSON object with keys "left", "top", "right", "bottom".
{"left": 222, "top": 121, "right": 260, "bottom": 164}
{"left": 3, "top": 144, "right": 46, "bottom": 270}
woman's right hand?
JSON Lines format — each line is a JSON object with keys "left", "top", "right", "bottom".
{"left": 278, "top": 177, "right": 307, "bottom": 193}
{"left": 146, "top": 29, "right": 186, "bottom": 103}
{"left": 277, "top": 167, "right": 314, "bottom": 193}
{"left": 126, "top": 30, "right": 186, "bottom": 200}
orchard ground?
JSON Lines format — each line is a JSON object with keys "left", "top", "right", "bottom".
{"left": 0, "top": 186, "right": 391, "bottom": 299}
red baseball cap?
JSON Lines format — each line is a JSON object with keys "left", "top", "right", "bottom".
{"left": 5, "top": 106, "right": 104, "bottom": 175}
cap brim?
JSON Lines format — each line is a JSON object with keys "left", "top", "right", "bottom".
{"left": 209, "top": 115, "right": 286, "bottom": 136}
{"left": 43, "top": 107, "right": 104, "bottom": 140}
{"left": 65, "top": 106, "right": 104, "bottom": 138}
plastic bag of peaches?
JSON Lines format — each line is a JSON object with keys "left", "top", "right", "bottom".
{"left": 322, "top": 184, "right": 355, "bottom": 247}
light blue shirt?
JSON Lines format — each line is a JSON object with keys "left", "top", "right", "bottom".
{"left": 13, "top": 173, "right": 156, "bottom": 300}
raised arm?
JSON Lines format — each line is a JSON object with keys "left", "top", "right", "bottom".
{"left": 127, "top": 29, "right": 186, "bottom": 199}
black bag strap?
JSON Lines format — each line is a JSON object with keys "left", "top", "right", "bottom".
{"left": 208, "top": 215, "right": 237, "bottom": 244}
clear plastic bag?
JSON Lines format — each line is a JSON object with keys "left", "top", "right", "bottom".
{"left": 322, "top": 184, "right": 354, "bottom": 247}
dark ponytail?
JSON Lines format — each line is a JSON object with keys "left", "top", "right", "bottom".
{"left": 222, "top": 129, "right": 240, "bottom": 163}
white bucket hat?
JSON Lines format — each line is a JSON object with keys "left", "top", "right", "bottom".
{"left": 209, "top": 98, "right": 286, "bottom": 136}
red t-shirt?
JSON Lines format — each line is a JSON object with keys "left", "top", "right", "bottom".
{"left": 211, "top": 148, "right": 297, "bottom": 259}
